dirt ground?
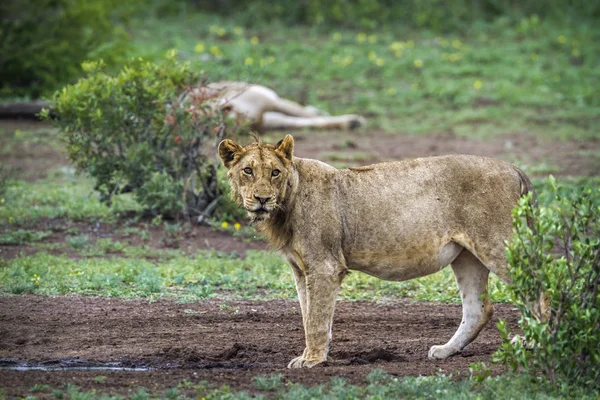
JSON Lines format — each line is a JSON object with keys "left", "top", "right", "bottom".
{"left": 0, "top": 296, "right": 520, "bottom": 396}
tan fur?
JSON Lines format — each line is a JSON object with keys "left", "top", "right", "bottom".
{"left": 219, "top": 134, "right": 540, "bottom": 368}
{"left": 183, "top": 82, "right": 366, "bottom": 132}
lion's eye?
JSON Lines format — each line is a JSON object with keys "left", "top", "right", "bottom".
{"left": 243, "top": 167, "right": 253, "bottom": 175}
{"left": 272, "top": 169, "right": 280, "bottom": 177}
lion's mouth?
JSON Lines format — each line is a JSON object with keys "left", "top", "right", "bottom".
{"left": 247, "top": 206, "right": 271, "bottom": 222}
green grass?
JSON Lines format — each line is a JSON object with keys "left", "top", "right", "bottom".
{"left": 0, "top": 248, "right": 510, "bottom": 302}
{"left": 12, "top": 370, "right": 599, "bottom": 399}
{"left": 128, "top": 14, "right": 599, "bottom": 139}
{"left": 0, "top": 174, "right": 141, "bottom": 225}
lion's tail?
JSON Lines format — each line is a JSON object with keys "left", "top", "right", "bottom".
{"left": 514, "top": 166, "right": 537, "bottom": 233}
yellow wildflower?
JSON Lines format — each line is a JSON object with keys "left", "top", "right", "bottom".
{"left": 340, "top": 56, "right": 353, "bottom": 67}
{"left": 221, "top": 221, "right": 229, "bottom": 228}
{"left": 413, "top": 59, "right": 423, "bottom": 68}
{"left": 8, "top": 216, "right": 14, "bottom": 223}
{"left": 448, "top": 53, "right": 460, "bottom": 63}
{"left": 390, "top": 41, "right": 404, "bottom": 52}
{"left": 572, "top": 48, "right": 580, "bottom": 57}
{"left": 473, "top": 80, "right": 483, "bottom": 90}
{"left": 368, "top": 51, "right": 377, "bottom": 61}
{"left": 233, "top": 27, "right": 243, "bottom": 36}
{"left": 356, "top": 32, "right": 367, "bottom": 43}
{"left": 209, "top": 46, "right": 223, "bottom": 57}
{"left": 234, "top": 223, "right": 241, "bottom": 230}
{"left": 250, "top": 36, "right": 260, "bottom": 45}
{"left": 194, "top": 42, "right": 205, "bottom": 53}
{"left": 332, "top": 32, "right": 342, "bottom": 42}
{"left": 375, "top": 58, "right": 385, "bottom": 67}
{"left": 387, "top": 88, "right": 396, "bottom": 95}
{"left": 244, "top": 57, "right": 254, "bottom": 66}
{"left": 557, "top": 35, "right": 567, "bottom": 44}
{"left": 368, "top": 34, "right": 377, "bottom": 44}
{"left": 0, "top": 198, "right": 4, "bottom": 204}
{"left": 452, "top": 39, "right": 462, "bottom": 49}
{"left": 14, "top": 129, "right": 22, "bottom": 137}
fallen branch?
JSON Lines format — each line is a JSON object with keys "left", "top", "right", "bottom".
{"left": 0, "top": 100, "right": 50, "bottom": 119}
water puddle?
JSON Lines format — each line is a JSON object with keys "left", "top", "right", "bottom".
{"left": 0, "top": 358, "right": 151, "bottom": 372}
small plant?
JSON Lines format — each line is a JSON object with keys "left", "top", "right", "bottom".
{"left": 46, "top": 54, "right": 247, "bottom": 219}
{"left": 66, "top": 235, "right": 89, "bottom": 250}
{"left": 29, "top": 383, "right": 49, "bottom": 392}
{"left": 469, "top": 361, "right": 492, "bottom": 384}
{"left": 494, "top": 176, "right": 600, "bottom": 389}
{"left": 253, "top": 374, "right": 283, "bottom": 391}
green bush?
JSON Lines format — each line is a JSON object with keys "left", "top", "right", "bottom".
{"left": 494, "top": 177, "right": 599, "bottom": 389}
{"left": 46, "top": 54, "right": 247, "bottom": 219}
{"left": 0, "top": 0, "right": 136, "bottom": 98}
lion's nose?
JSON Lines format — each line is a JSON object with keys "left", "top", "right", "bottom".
{"left": 254, "top": 195, "right": 271, "bottom": 204}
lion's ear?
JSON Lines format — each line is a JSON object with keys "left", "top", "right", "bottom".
{"left": 218, "top": 139, "right": 243, "bottom": 168}
{"left": 275, "top": 134, "right": 294, "bottom": 162}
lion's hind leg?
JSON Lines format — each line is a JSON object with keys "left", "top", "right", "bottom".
{"left": 428, "top": 250, "right": 494, "bottom": 359}
{"left": 262, "top": 112, "right": 366, "bottom": 131}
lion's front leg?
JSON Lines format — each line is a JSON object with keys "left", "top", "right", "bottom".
{"left": 288, "top": 268, "right": 342, "bottom": 369}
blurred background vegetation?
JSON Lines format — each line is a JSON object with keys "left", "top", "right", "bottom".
{"left": 2, "top": 0, "right": 599, "bottom": 110}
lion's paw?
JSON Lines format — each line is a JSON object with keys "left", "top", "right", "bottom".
{"left": 287, "top": 355, "right": 325, "bottom": 369}
{"left": 347, "top": 115, "right": 366, "bottom": 130}
{"left": 428, "top": 345, "right": 457, "bottom": 360}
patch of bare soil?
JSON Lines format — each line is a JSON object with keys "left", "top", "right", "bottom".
{"left": 0, "top": 296, "right": 520, "bottom": 396}
{"left": 0, "top": 121, "right": 68, "bottom": 182}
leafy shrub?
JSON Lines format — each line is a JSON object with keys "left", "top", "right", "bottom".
{"left": 0, "top": 0, "right": 137, "bottom": 98}
{"left": 46, "top": 54, "right": 247, "bottom": 219}
{"left": 495, "top": 177, "right": 599, "bottom": 389}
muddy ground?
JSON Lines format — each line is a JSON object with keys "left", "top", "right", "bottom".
{"left": 0, "top": 296, "right": 520, "bottom": 396}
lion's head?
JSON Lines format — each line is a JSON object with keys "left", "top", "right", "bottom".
{"left": 218, "top": 135, "right": 295, "bottom": 223}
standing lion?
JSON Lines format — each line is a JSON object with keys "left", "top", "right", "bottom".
{"left": 218, "top": 134, "right": 544, "bottom": 368}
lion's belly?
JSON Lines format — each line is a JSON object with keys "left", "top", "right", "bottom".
{"left": 346, "top": 242, "right": 463, "bottom": 282}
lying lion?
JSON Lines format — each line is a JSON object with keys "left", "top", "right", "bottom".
{"left": 181, "top": 82, "right": 366, "bottom": 132}
{"left": 218, "top": 134, "right": 543, "bottom": 368}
